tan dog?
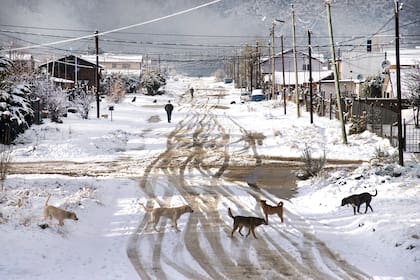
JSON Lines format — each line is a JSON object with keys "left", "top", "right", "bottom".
{"left": 260, "top": 200, "right": 284, "bottom": 224}
{"left": 140, "top": 203, "right": 193, "bottom": 232}
{"left": 228, "top": 208, "right": 267, "bottom": 239}
{"left": 43, "top": 194, "right": 79, "bottom": 226}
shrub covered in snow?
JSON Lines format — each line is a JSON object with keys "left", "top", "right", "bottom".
{"left": 68, "top": 88, "right": 95, "bottom": 119}
{"left": 31, "top": 78, "right": 68, "bottom": 123}
{"left": 140, "top": 70, "right": 166, "bottom": 95}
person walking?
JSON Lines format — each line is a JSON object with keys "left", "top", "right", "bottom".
{"left": 189, "top": 87, "right": 194, "bottom": 98}
{"left": 164, "top": 100, "right": 174, "bottom": 123}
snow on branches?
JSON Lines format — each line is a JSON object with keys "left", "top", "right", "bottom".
{"left": 140, "top": 70, "right": 166, "bottom": 95}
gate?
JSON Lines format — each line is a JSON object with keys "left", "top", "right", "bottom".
{"left": 404, "top": 122, "right": 420, "bottom": 153}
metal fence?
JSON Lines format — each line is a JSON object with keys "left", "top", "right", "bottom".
{"left": 404, "top": 122, "right": 420, "bottom": 153}
{"left": 352, "top": 99, "right": 420, "bottom": 153}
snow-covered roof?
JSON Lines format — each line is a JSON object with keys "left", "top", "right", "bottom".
{"left": 260, "top": 49, "right": 325, "bottom": 64}
{"left": 81, "top": 53, "right": 143, "bottom": 64}
{"left": 11, "top": 53, "right": 33, "bottom": 61}
{"left": 265, "top": 70, "right": 333, "bottom": 85}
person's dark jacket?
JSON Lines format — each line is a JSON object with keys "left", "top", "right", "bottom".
{"left": 165, "top": 103, "right": 174, "bottom": 112}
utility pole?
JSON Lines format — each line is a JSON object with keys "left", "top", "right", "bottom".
{"left": 271, "top": 23, "right": 276, "bottom": 100}
{"left": 95, "top": 30, "right": 100, "bottom": 119}
{"left": 395, "top": 0, "right": 404, "bottom": 166}
{"left": 291, "top": 4, "right": 300, "bottom": 117}
{"left": 325, "top": 0, "right": 347, "bottom": 144}
{"left": 268, "top": 40, "right": 272, "bottom": 95}
{"left": 255, "top": 42, "right": 259, "bottom": 88}
{"left": 236, "top": 50, "right": 240, "bottom": 88}
{"left": 281, "top": 35, "right": 286, "bottom": 114}
{"left": 244, "top": 47, "right": 249, "bottom": 90}
{"left": 75, "top": 56, "right": 78, "bottom": 87}
{"left": 308, "top": 30, "right": 314, "bottom": 124}
{"left": 248, "top": 45, "right": 253, "bottom": 90}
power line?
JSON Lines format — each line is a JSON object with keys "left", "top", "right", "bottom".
{"left": 0, "top": 0, "right": 222, "bottom": 52}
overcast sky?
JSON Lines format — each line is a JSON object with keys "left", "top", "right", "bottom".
{"left": 1, "top": 0, "right": 418, "bottom": 74}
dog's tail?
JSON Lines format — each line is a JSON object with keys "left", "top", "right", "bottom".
{"left": 44, "top": 194, "right": 51, "bottom": 207}
{"left": 228, "top": 208, "right": 234, "bottom": 219}
{"left": 277, "top": 201, "right": 284, "bottom": 207}
{"left": 372, "top": 189, "right": 378, "bottom": 197}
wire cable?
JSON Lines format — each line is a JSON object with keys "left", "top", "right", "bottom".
{"left": 0, "top": 0, "right": 222, "bottom": 53}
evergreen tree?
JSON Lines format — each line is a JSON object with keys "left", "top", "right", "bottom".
{"left": 0, "top": 56, "right": 33, "bottom": 143}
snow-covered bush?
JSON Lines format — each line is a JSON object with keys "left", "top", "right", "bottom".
{"left": 101, "top": 74, "right": 126, "bottom": 103}
{"left": 349, "top": 114, "right": 367, "bottom": 135}
{"left": 69, "top": 88, "right": 95, "bottom": 119}
{"left": 31, "top": 78, "right": 68, "bottom": 123}
{"left": 140, "top": 70, "right": 166, "bottom": 95}
{"left": 122, "top": 76, "right": 140, "bottom": 93}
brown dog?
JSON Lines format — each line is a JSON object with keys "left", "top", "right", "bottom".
{"left": 228, "top": 208, "right": 267, "bottom": 239}
{"left": 260, "top": 200, "right": 284, "bottom": 224}
{"left": 140, "top": 203, "right": 193, "bottom": 232}
{"left": 43, "top": 194, "right": 79, "bottom": 226}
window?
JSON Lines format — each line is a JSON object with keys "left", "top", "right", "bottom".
{"left": 111, "top": 63, "right": 117, "bottom": 68}
{"left": 302, "top": 64, "right": 310, "bottom": 71}
{"left": 122, "top": 63, "right": 130, "bottom": 69}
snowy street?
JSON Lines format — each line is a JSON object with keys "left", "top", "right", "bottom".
{"left": 1, "top": 77, "right": 419, "bottom": 279}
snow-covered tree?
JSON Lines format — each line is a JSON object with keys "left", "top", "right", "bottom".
{"left": 0, "top": 56, "right": 33, "bottom": 143}
{"left": 31, "top": 78, "right": 68, "bottom": 123}
{"left": 101, "top": 73, "right": 126, "bottom": 103}
{"left": 404, "top": 62, "right": 420, "bottom": 126}
{"left": 362, "top": 74, "right": 384, "bottom": 98}
{"left": 69, "top": 88, "right": 95, "bottom": 119}
{"left": 121, "top": 75, "right": 140, "bottom": 93}
{"left": 140, "top": 70, "right": 166, "bottom": 95}
{"left": 0, "top": 56, "right": 12, "bottom": 80}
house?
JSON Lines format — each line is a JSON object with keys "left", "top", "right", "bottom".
{"left": 261, "top": 49, "right": 333, "bottom": 90}
{"left": 81, "top": 53, "right": 143, "bottom": 75}
{"left": 39, "top": 55, "right": 100, "bottom": 89}
{"left": 10, "top": 52, "right": 36, "bottom": 72}
{"left": 386, "top": 47, "right": 420, "bottom": 99}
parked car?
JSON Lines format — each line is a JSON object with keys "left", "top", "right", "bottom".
{"left": 240, "top": 91, "right": 251, "bottom": 102}
{"left": 251, "top": 89, "right": 265, "bottom": 102}
{"left": 224, "top": 78, "right": 233, "bottom": 84}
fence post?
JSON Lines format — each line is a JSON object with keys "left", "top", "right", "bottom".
{"left": 329, "top": 94, "right": 332, "bottom": 120}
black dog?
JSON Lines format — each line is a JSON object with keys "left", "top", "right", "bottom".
{"left": 341, "top": 190, "right": 377, "bottom": 215}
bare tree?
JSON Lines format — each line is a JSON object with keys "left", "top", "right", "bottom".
{"left": 108, "top": 77, "right": 126, "bottom": 103}
{"left": 213, "top": 69, "right": 226, "bottom": 82}
{"left": 298, "top": 145, "right": 326, "bottom": 179}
